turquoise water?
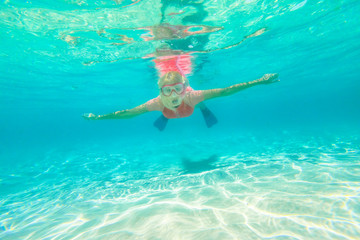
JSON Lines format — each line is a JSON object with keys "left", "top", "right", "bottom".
{"left": 1, "top": 0, "right": 360, "bottom": 239}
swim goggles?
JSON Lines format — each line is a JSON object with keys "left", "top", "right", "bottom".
{"left": 161, "top": 83, "right": 185, "bottom": 96}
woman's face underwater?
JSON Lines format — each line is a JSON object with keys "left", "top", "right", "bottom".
{"left": 159, "top": 74, "right": 186, "bottom": 109}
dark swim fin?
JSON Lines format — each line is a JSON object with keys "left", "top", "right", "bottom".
{"left": 200, "top": 104, "right": 218, "bottom": 128}
{"left": 153, "top": 115, "right": 168, "bottom": 131}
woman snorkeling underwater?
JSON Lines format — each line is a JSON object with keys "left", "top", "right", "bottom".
{"left": 83, "top": 54, "right": 279, "bottom": 131}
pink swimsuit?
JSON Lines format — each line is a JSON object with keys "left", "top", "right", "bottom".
{"left": 146, "top": 87, "right": 204, "bottom": 119}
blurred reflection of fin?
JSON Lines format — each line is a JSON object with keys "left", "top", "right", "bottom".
{"left": 182, "top": 155, "right": 218, "bottom": 173}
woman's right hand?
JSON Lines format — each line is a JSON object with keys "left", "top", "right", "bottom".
{"left": 82, "top": 113, "right": 98, "bottom": 120}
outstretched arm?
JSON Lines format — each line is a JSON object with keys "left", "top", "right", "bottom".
{"left": 83, "top": 103, "right": 148, "bottom": 120}
{"left": 202, "top": 73, "right": 279, "bottom": 101}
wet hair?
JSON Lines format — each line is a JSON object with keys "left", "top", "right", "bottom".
{"left": 158, "top": 71, "right": 185, "bottom": 87}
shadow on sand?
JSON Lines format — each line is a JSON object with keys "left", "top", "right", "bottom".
{"left": 181, "top": 154, "right": 219, "bottom": 174}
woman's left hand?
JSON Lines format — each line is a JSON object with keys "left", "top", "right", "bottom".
{"left": 260, "top": 73, "right": 280, "bottom": 84}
